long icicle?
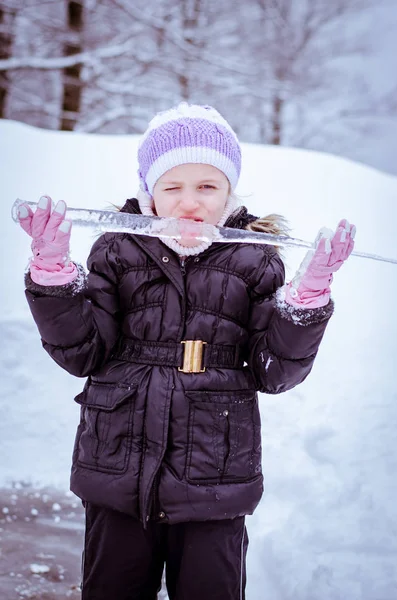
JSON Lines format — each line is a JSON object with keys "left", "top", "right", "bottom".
{"left": 11, "top": 198, "right": 397, "bottom": 265}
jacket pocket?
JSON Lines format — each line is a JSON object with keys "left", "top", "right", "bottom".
{"left": 185, "top": 390, "right": 261, "bottom": 484}
{"left": 73, "top": 378, "right": 137, "bottom": 474}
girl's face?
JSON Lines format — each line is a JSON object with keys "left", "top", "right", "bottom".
{"left": 153, "top": 163, "right": 230, "bottom": 225}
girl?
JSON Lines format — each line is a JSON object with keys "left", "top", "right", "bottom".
{"left": 18, "top": 103, "right": 355, "bottom": 600}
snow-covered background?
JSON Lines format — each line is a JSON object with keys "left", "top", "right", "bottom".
{"left": 1, "top": 118, "right": 397, "bottom": 599}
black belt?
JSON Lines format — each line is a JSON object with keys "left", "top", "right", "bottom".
{"left": 113, "top": 338, "right": 244, "bottom": 373}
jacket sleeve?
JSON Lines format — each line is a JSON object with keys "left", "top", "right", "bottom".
{"left": 24, "top": 234, "right": 122, "bottom": 378}
{"left": 247, "top": 248, "right": 334, "bottom": 394}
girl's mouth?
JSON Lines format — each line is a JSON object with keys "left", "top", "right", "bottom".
{"left": 179, "top": 216, "right": 203, "bottom": 222}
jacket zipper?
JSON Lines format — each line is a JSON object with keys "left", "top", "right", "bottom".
{"left": 180, "top": 256, "right": 193, "bottom": 276}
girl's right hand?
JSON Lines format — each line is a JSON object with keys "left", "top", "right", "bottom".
{"left": 18, "top": 195, "right": 78, "bottom": 285}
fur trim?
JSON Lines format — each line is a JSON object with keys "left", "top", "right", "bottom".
{"left": 275, "top": 286, "right": 334, "bottom": 326}
{"left": 25, "top": 263, "right": 87, "bottom": 297}
{"left": 224, "top": 205, "right": 257, "bottom": 230}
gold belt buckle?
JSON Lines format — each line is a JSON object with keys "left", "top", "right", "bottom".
{"left": 178, "top": 340, "right": 207, "bottom": 373}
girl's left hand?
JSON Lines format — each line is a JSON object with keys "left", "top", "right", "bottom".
{"left": 285, "top": 219, "right": 356, "bottom": 309}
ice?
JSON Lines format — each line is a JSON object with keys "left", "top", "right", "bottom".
{"left": 11, "top": 199, "right": 397, "bottom": 264}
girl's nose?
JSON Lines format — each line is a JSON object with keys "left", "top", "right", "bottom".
{"left": 179, "top": 192, "right": 199, "bottom": 211}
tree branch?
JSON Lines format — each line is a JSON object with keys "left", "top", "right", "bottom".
{"left": 0, "top": 37, "right": 136, "bottom": 71}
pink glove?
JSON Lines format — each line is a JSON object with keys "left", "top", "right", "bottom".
{"left": 285, "top": 219, "right": 356, "bottom": 309}
{"left": 18, "top": 195, "right": 78, "bottom": 286}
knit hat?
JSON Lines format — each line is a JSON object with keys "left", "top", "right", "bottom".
{"left": 136, "top": 102, "right": 242, "bottom": 257}
{"left": 137, "top": 102, "right": 241, "bottom": 196}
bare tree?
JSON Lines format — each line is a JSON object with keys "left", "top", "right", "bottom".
{"left": 0, "top": 0, "right": 394, "bottom": 178}
{"left": 249, "top": 0, "right": 374, "bottom": 147}
{"left": 2, "top": 0, "right": 66, "bottom": 128}
{"left": 0, "top": 0, "right": 155, "bottom": 130}
{"left": 61, "top": 0, "right": 84, "bottom": 131}
{"left": 0, "top": 0, "right": 264, "bottom": 135}
{"left": 0, "top": 1, "right": 17, "bottom": 118}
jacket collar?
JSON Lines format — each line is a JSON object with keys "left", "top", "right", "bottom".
{"left": 119, "top": 198, "right": 259, "bottom": 298}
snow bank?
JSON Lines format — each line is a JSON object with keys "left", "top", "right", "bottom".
{"left": 1, "top": 119, "right": 396, "bottom": 599}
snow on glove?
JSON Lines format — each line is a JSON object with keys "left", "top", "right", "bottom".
{"left": 284, "top": 219, "right": 356, "bottom": 309}
{"left": 18, "top": 195, "right": 78, "bottom": 286}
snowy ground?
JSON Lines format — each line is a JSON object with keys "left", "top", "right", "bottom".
{"left": 1, "top": 119, "right": 397, "bottom": 599}
{"left": 0, "top": 485, "right": 83, "bottom": 599}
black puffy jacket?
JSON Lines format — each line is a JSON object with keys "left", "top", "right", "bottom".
{"left": 25, "top": 199, "right": 333, "bottom": 525}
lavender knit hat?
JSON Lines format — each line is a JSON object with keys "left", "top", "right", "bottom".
{"left": 137, "top": 102, "right": 242, "bottom": 196}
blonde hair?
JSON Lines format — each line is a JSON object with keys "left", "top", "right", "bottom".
{"left": 246, "top": 214, "right": 289, "bottom": 236}
{"left": 228, "top": 192, "right": 289, "bottom": 256}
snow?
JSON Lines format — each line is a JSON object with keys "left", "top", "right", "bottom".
{"left": 1, "top": 118, "right": 397, "bottom": 599}
{"left": 29, "top": 564, "right": 50, "bottom": 575}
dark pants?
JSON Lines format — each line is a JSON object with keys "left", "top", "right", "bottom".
{"left": 81, "top": 502, "right": 248, "bottom": 600}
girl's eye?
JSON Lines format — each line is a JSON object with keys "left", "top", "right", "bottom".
{"left": 165, "top": 187, "right": 179, "bottom": 191}
{"left": 200, "top": 185, "right": 215, "bottom": 190}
